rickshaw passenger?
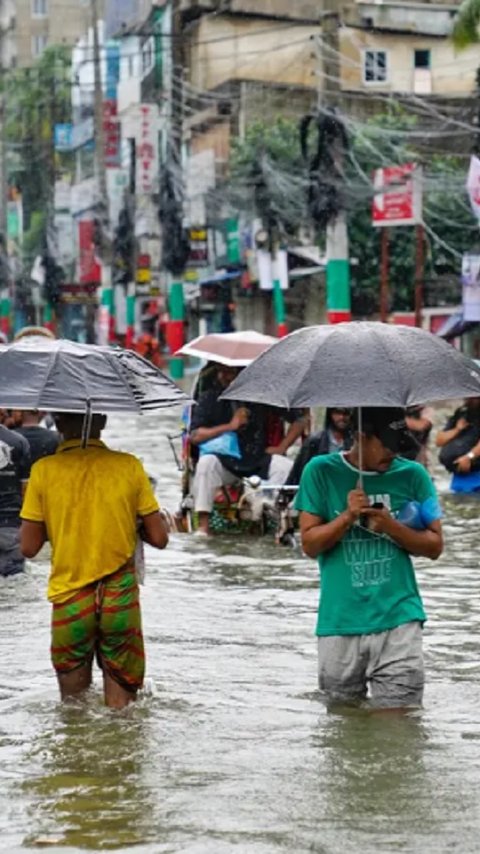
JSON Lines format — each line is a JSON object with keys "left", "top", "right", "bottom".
{"left": 190, "top": 364, "right": 306, "bottom": 536}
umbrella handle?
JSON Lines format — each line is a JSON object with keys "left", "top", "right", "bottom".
{"left": 357, "top": 406, "right": 364, "bottom": 489}
{"left": 82, "top": 399, "right": 93, "bottom": 449}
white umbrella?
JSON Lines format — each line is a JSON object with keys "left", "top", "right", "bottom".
{"left": 176, "top": 330, "right": 277, "bottom": 367}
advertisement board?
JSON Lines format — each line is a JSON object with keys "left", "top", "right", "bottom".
{"left": 372, "top": 163, "right": 422, "bottom": 227}
{"left": 462, "top": 253, "right": 480, "bottom": 322}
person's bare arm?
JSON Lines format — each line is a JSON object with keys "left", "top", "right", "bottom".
{"left": 140, "top": 511, "right": 169, "bottom": 549}
{"left": 453, "top": 435, "right": 480, "bottom": 472}
{"left": 362, "top": 509, "right": 443, "bottom": 559}
{"left": 299, "top": 488, "right": 368, "bottom": 558}
{"left": 190, "top": 408, "right": 249, "bottom": 446}
{"left": 436, "top": 417, "right": 469, "bottom": 448}
{"left": 267, "top": 416, "right": 308, "bottom": 456}
{"left": 406, "top": 415, "right": 432, "bottom": 432}
{"left": 20, "top": 520, "right": 47, "bottom": 558}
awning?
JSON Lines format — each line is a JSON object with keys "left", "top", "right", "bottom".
{"left": 198, "top": 270, "right": 241, "bottom": 286}
{"left": 436, "top": 312, "right": 479, "bottom": 340}
{"left": 288, "top": 246, "right": 326, "bottom": 266}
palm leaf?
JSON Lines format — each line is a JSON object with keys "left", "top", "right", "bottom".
{"left": 453, "top": 0, "right": 480, "bottom": 48}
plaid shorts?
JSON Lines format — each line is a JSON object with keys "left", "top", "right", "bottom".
{"left": 51, "top": 563, "right": 145, "bottom": 693}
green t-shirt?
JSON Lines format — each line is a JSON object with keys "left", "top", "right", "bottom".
{"left": 294, "top": 453, "right": 440, "bottom": 637}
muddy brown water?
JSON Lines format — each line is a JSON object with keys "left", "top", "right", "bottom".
{"left": 0, "top": 410, "right": 479, "bottom": 853}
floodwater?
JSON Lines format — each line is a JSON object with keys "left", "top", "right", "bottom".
{"left": 1, "top": 410, "right": 480, "bottom": 853}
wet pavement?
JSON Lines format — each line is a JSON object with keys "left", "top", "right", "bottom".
{"left": 1, "top": 409, "right": 480, "bottom": 852}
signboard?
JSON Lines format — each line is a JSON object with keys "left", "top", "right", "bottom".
{"left": 54, "top": 123, "right": 73, "bottom": 152}
{"left": 103, "top": 100, "right": 120, "bottom": 169}
{"left": 257, "top": 249, "right": 289, "bottom": 291}
{"left": 136, "top": 253, "right": 152, "bottom": 293}
{"left": 71, "top": 178, "right": 97, "bottom": 216}
{"left": 372, "top": 163, "right": 422, "bottom": 228}
{"left": 188, "top": 227, "right": 209, "bottom": 267}
{"left": 135, "top": 104, "right": 159, "bottom": 194}
{"left": 462, "top": 253, "right": 480, "bottom": 321}
{"left": 71, "top": 117, "right": 94, "bottom": 150}
{"left": 78, "top": 220, "right": 101, "bottom": 285}
{"left": 60, "top": 283, "right": 99, "bottom": 305}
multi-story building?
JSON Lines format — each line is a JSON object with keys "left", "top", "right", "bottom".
{"left": 0, "top": 1, "right": 105, "bottom": 68}
{"left": 340, "top": 1, "right": 477, "bottom": 146}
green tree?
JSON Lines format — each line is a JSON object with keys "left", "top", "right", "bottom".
{"left": 4, "top": 45, "right": 73, "bottom": 265}
{"left": 452, "top": 0, "right": 480, "bottom": 48}
{"left": 229, "top": 113, "right": 474, "bottom": 315}
{"left": 229, "top": 118, "right": 306, "bottom": 238}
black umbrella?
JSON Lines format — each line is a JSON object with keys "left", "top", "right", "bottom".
{"left": 0, "top": 338, "right": 191, "bottom": 413}
{"left": 221, "top": 322, "right": 480, "bottom": 408}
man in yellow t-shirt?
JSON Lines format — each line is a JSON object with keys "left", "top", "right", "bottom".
{"left": 20, "top": 412, "right": 169, "bottom": 709}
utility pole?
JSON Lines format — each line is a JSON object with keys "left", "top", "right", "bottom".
{"left": 0, "top": 22, "right": 11, "bottom": 339}
{"left": 165, "top": 0, "right": 186, "bottom": 379}
{"left": 320, "top": 3, "right": 351, "bottom": 324}
{"left": 380, "top": 228, "right": 389, "bottom": 322}
{"left": 91, "top": 0, "right": 113, "bottom": 344}
{"left": 414, "top": 225, "right": 424, "bottom": 328}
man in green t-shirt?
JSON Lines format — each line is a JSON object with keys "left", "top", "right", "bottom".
{"left": 294, "top": 407, "right": 443, "bottom": 710}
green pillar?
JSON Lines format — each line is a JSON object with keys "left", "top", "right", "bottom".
{"left": 326, "top": 215, "right": 351, "bottom": 323}
{"left": 0, "top": 289, "right": 10, "bottom": 338}
{"left": 168, "top": 280, "right": 185, "bottom": 380}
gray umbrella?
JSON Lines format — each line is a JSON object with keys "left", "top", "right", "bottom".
{"left": 0, "top": 338, "right": 190, "bottom": 413}
{"left": 221, "top": 322, "right": 480, "bottom": 408}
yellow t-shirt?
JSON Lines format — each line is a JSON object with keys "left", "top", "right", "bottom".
{"left": 21, "top": 439, "right": 159, "bottom": 603}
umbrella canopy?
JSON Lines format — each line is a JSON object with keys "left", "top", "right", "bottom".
{"left": 176, "top": 330, "right": 277, "bottom": 367}
{"left": 0, "top": 338, "right": 190, "bottom": 413}
{"left": 221, "top": 322, "right": 480, "bottom": 408}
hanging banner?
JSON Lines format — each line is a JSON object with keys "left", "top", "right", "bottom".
{"left": 462, "top": 253, "right": 480, "bottom": 321}
{"left": 372, "top": 163, "right": 422, "bottom": 227}
{"left": 103, "top": 100, "right": 120, "bottom": 169}
{"left": 466, "top": 156, "right": 480, "bottom": 221}
{"left": 78, "top": 220, "right": 101, "bottom": 285}
{"left": 136, "top": 104, "right": 159, "bottom": 195}
{"left": 257, "top": 249, "right": 289, "bottom": 291}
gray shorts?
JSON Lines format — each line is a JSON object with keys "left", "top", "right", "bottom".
{"left": 317, "top": 620, "right": 424, "bottom": 709}
{"left": 0, "top": 526, "right": 25, "bottom": 577}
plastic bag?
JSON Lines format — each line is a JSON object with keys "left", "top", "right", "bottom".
{"left": 199, "top": 431, "right": 241, "bottom": 459}
{"left": 397, "top": 498, "right": 443, "bottom": 529}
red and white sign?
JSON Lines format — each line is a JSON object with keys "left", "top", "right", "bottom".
{"left": 103, "top": 100, "right": 120, "bottom": 169}
{"left": 136, "top": 104, "right": 159, "bottom": 195}
{"left": 372, "top": 163, "right": 422, "bottom": 228}
{"left": 78, "top": 219, "right": 101, "bottom": 285}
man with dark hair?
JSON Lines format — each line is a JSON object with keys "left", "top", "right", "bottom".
{"left": 20, "top": 412, "right": 169, "bottom": 709}
{"left": 15, "top": 410, "right": 59, "bottom": 464}
{"left": 295, "top": 407, "right": 443, "bottom": 710}
{"left": 285, "top": 408, "right": 353, "bottom": 487}
{"left": 0, "top": 420, "right": 30, "bottom": 577}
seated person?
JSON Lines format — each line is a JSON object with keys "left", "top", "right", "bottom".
{"left": 284, "top": 408, "right": 353, "bottom": 488}
{"left": 436, "top": 397, "right": 480, "bottom": 474}
{"left": 190, "top": 363, "right": 306, "bottom": 535}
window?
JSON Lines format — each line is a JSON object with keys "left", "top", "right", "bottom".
{"left": 32, "top": 0, "right": 48, "bottom": 16}
{"left": 363, "top": 50, "right": 387, "bottom": 84}
{"left": 141, "top": 38, "right": 155, "bottom": 77}
{"left": 414, "top": 49, "right": 431, "bottom": 69}
{"left": 32, "top": 34, "right": 48, "bottom": 57}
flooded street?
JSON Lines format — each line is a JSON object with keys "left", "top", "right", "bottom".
{"left": 1, "top": 409, "right": 480, "bottom": 853}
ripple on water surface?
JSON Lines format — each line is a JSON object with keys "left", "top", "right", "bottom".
{"left": 0, "top": 412, "right": 479, "bottom": 852}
